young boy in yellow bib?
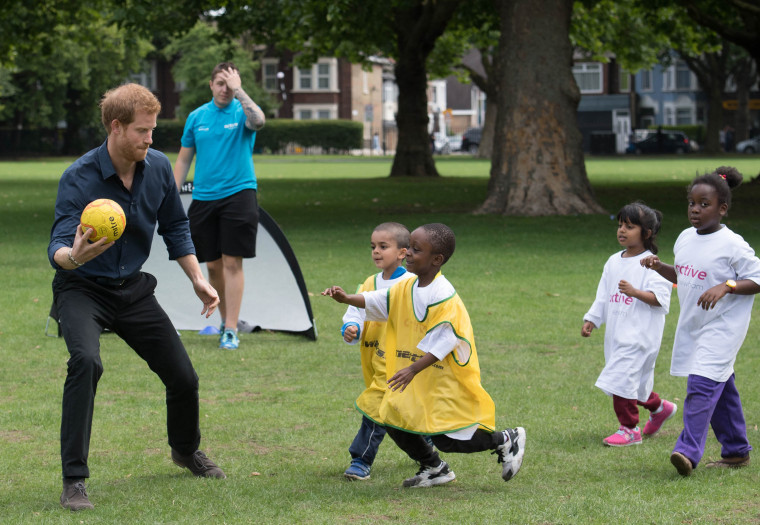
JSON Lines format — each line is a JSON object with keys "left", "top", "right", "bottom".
{"left": 324, "top": 223, "right": 526, "bottom": 488}
{"left": 340, "top": 222, "right": 414, "bottom": 481}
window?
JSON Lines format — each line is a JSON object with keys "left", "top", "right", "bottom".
{"left": 298, "top": 66, "right": 313, "bottom": 90}
{"left": 676, "top": 107, "right": 693, "bottom": 125}
{"left": 640, "top": 69, "right": 652, "bottom": 91}
{"left": 676, "top": 62, "right": 693, "bottom": 90}
{"left": 262, "top": 60, "right": 278, "bottom": 91}
{"left": 293, "top": 58, "right": 338, "bottom": 92}
{"left": 317, "top": 63, "right": 330, "bottom": 89}
{"left": 572, "top": 63, "right": 603, "bottom": 94}
{"left": 130, "top": 61, "right": 157, "bottom": 92}
{"left": 664, "top": 61, "right": 694, "bottom": 91}
{"left": 293, "top": 104, "right": 337, "bottom": 120}
{"left": 619, "top": 68, "right": 631, "bottom": 93}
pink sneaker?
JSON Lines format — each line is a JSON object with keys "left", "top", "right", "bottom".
{"left": 643, "top": 400, "right": 677, "bottom": 437}
{"left": 603, "top": 426, "right": 642, "bottom": 447}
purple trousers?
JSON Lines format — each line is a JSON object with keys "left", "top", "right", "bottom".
{"left": 674, "top": 373, "right": 752, "bottom": 468}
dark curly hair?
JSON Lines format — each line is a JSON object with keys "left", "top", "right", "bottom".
{"left": 419, "top": 223, "right": 456, "bottom": 264}
{"left": 688, "top": 166, "right": 743, "bottom": 210}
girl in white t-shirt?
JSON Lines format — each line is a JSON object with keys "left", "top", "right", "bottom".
{"left": 642, "top": 167, "right": 760, "bottom": 476}
{"left": 583, "top": 202, "right": 675, "bottom": 447}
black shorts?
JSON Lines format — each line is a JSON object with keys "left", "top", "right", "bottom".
{"left": 187, "top": 189, "right": 258, "bottom": 262}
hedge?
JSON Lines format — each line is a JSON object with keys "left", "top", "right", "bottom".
{"left": 254, "top": 119, "right": 364, "bottom": 153}
{"left": 0, "top": 119, "right": 365, "bottom": 157}
{"left": 649, "top": 124, "right": 705, "bottom": 145}
{"left": 154, "top": 118, "right": 364, "bottom": 154}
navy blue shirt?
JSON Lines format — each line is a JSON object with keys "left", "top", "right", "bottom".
{"left": 48, "top": 140, "right": 195, "bottom": 280}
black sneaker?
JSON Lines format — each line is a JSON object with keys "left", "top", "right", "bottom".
{"left": 171, "top": 449, "right": 227, "bottom": 479}
{"left": 493, "top": 427, "right": 526, "bottom": 481}
{"left": 402, "top": 460, "right": 456, "bottom": 488}
{"left": 60, "top": 478, "right": 94, "bottom": 511}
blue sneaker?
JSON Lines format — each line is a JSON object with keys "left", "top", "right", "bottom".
{"left": 219, "top": 329, "right": 239, "bottom": 350}
{"left": 344, "top": 458, "right": 371, "bottom": 481}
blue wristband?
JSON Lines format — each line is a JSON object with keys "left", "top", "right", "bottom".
{"left": 341, "top": 322, "right": 361, "bottom": 340}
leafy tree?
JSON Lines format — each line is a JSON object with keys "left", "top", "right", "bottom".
{"left": 215, "top": 0, "right": 461, "bottom": 177}
{"left": 162, "top": 21, "right": 277, "bottom": 120}
{"left": 478, "top": 0, "right": 604, "bottom": 215}
{"left": 0, "top": 16, "right": 150, "bottom": 153}
{"left": 428, "top": 0, "right": 499, "bottom": 159}
{"left": 677, "top": 0, "right": 760, "bottom": 67}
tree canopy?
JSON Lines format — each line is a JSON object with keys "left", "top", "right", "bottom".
{"left": 162, "top": 21, "right": 277, "bottom": 120}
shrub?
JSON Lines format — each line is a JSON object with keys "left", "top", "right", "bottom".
{"left": 255, "top": 120, "right": 363, "bottom": 153}
{"left": 153, "top": 119, "right": 186, "bottom": 152}
{"left": 649, "top": 124, "right": 705, "bottom": 144}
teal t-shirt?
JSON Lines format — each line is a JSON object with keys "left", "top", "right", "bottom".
{"left": 181, "top": 99, "right": 257, "bottom": 201}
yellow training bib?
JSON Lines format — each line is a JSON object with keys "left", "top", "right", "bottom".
{"left": 376, "top": 277, "right": 496, "bottom": 434}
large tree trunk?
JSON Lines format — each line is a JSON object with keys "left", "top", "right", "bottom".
{"left": 704, "top": 82, "right": 725, "bottom": 153}
{"left": 681, "top": 52, "right": 727, "bottom": 154}
{"left": 477, "top": 102, "right": 497, "bottom": 159}
{"left": 477, "top": 0, "right": 603, "bottom": 215}
{"left": 390, "top": 1, "right": 460, "bottom": 177}
{"left": 732, "top": 56, "right": 755, "bottom": 144}
{"left": 391, "top": 53, "right": 439, "bottom": 176}
{"left": 464, "top": 47, "right": 498, "bottom": 159}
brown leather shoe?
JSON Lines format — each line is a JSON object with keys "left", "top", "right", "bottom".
{"left": 60, "top": 478, "right": 94, "bottom": 511}
{"left": 705, "top": 455, "right": 750, "bottom": 469}
{"left": 171, "top": 449, "right": 226, "bottom": 479}
{"left": 670, "top": 452, "right": 693, "bottom": 476}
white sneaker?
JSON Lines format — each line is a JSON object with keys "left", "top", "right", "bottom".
{"left": 494, "top": 427, "right": 526, "bottom": 481}
{"left": 402, "top": 460, "right": 456, "bottom": 488}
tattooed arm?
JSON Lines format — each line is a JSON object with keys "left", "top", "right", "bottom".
{"left": 234, "top": 87, "right": 266, "bottom": 131}
{"left": 217, "top": 67, "right": 266, "bottom": 131}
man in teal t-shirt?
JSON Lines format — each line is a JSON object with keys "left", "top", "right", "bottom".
{"left": 174, "top": 62, "right": 266, "bottom": 350}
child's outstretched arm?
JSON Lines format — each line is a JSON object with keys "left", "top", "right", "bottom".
{"left": 322, "top": 286, "right": 366, "bottom": 308}
{"left": 641, "top": 255, "right": 677, "bottom": 283}
{"left": 387, "top": 352, "right": 439, "bottom": 392}
{"left": 618, "top": 280, "right": 661, "bottom": 307}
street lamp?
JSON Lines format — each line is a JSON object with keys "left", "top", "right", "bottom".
{"left": 276, "top": 71, "right": 286, "bottom": 100}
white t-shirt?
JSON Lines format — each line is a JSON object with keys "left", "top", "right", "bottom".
{"left": 342, "top": 270, "right": 413, "bottom": 344}
{"left": 671, "top": 226, "right": 760, "bottom": 382}
{"left": 584, "top": 250, "right": 672, "bottom": 400}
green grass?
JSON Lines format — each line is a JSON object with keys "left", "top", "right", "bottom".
{"left": 3, "top": 154, "right": 760, "bottom": 523}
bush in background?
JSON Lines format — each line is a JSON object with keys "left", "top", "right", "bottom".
{"left": 649, "top": 124, "right": 705, "bottom": 144}
{"left": 255, "top": 119, "right": 363, "bottom": 153}
{"left": 152, "top": 119, "right": 186, "bottom": 152}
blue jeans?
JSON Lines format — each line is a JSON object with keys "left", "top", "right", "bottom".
{"left": 349, "top": 416, "right": 386, "bottom": 465}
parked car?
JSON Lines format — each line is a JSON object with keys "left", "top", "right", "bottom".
{"left": 432, "top": 132, "right": 450, "bottom": 154}
{"left": 626, "top": 130, "right": 692, "bottom": 154}
{"left": 447, "top": 133, "right": 462, "bottom": 153}
{"left": 460, "top": 127, "right": 482, "bottom": 154}
{"left": 736, "top": 136, "right": 760, "bottom": 153}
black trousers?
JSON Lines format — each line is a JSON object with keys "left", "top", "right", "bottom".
{"left": 385, "top": 426, "right": 504, "bottom": 467}
{"left": 53, "top": 271, "right": 201, "bottom": 479}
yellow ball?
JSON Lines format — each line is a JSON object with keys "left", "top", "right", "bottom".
{"left": 80, "top": 199, "right": 126, "bottom": 243}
